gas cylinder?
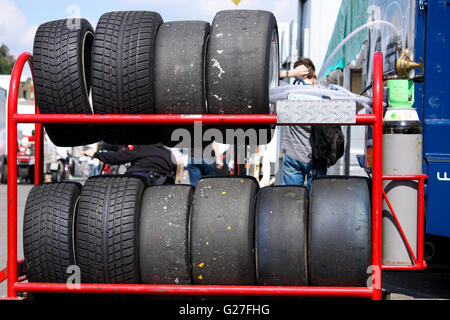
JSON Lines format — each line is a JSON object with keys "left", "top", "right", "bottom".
{"left": 382, "top": 79, "right": 422, "bottom": 265}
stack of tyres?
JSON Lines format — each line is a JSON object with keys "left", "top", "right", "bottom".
{"left": 23, "top": 176, "right": 372, "bottom": 294}
{"left": 24, "top": 9, "right": 372, "bottom": 297}
{"left": 32, "top": 10, "right": 279, "bottom": 147}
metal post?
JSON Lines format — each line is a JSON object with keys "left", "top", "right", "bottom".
{"left": 371, "top": 51, "right": 384, "bottom": 300}
{"left": 7, "top": 52, "right": 32, "bottom": 298}
{"left": 34, "top": 112, "right": 44, "bottom": 185}
{"left": 32, "top": 58, "right": 44, "bottom": 185}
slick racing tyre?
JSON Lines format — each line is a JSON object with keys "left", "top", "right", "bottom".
{"left": 190, "top": 176, "right": 259, "bottom": 285}
{"left": 309, "top": 177, "right": 371, "bottom": 286}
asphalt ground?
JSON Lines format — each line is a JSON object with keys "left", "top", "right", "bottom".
{"left": 1, "top": 183, "right": 449, "bottom": 300}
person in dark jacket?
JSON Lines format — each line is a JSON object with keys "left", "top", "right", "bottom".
{"left": 84, "top": 144, "right": 176, "bottom": 185}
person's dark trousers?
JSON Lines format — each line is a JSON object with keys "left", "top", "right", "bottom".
{"left": 126, "top": 171, "right": 173, "bottom": 186}
{"left": 187, "top": 158, "right": 217, "bottom": 187}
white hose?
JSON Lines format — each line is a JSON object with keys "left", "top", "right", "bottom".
{"left": 318, "top": 20, "right": 400, "bottom": 80}
{"left": 328, "top": 83, "right": 373, "bottom": 112}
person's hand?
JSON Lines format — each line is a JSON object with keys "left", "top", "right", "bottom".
{"left": 84, "top": 149, "right": 95, "bottom": 159}
{"left": 290, "top": 64, "right": 310, "bottom": 79}
{"left": 216, "top": 157, "right": 224, "bottom": 170}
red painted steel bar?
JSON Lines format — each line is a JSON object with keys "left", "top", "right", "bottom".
{"left": 371, "top": 51, "right": 384, "bottom": 300}
{"left": 12, "top": 113, "right": 376, "bottom": 125}
{"left": 382, "top": 189, "right": 418, "bottom": 265}
{"left": 382, "top": 174, "right": 428, "bottom": 180}
{"left": 14, "top": 283, "right": 373, "bottom": 298}
{"left": 0, "top": 266, "right": 7, "bottom": 284}
{"left": 417, "top": 178, "right": 426, "bottom": 269}
{"left": 7, "top": 52, "right": 33, "bottom": 298}
{"left": 34, "top": 101, "right": 44, "bottom": 185}
{"left": 382, "top": 264, "right": 426, "bottom": 271}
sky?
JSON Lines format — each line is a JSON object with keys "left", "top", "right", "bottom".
{"left": 0, "top": 0, "right": 298, "bottom": 60}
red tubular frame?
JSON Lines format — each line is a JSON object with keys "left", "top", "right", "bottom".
{"left": 2, "top": 51, "right": 426, "bottom": 300}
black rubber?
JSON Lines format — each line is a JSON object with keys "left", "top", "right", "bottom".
{"left": 255, "top": 186, "right": 308, "bottom": 286}
{"left": 51, "top": 171, "right": 58, "bottom": 182}
{"left": 0, "top": 157, "right": 6, "bottom": 184}
{"left": 206, "top": 10, "right": 277, "bottom": 115}
{"left": 23, "top": 182, "right": 82, "bottom": 282}
{"left": 33, "top": 18, "right": 98, "bottom": 147}
{"left": 91, "top": 11, "right": 163, "bottom": 145}
{"left": 155, "top": 21, "right": 209, "bottom": 114}
{"left": 190, "top": 176, "right": 259, "bottom": 285}
{"left": 154, "top": 21, "right": 210, "bottom": 147}
{"left": 75, "top": 175, "right": 145, "bottom": 284}
{"left": 309, "top": 176, "right": 371, "bottom": 286}
{"left": 139, "top": 185, "right": 193, "bottom": 284}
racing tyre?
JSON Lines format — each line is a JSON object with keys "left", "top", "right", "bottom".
{"left": 206, "top": 10, "right": 278, "bottom": 114}
{"left": 0, "top": 157, "right": 6, "bottom": 184}
{"left": 23, "top": 182, "right": 82, "bottom": 282}
{"left": 255, "top": 186, "right": 308, "bottom": 285}
{"left": 309, "top": 177, "right": 371, "bottom": 286}
{"left": 206, "top": 10, "right": 278, "bottom": 145}
{"left": 139, "top": 185, "right": 193, "bottom": 284}
{"left": 190, "top": 176, "right": 259, "bottom": 285}
{"left": 75, "top": 175, "right": 145, "bottom": 283}
{"left": 33, "top": 18, "right": 98, "bottom": 146}
{"left": 154, "top": 21, "right": 210, "bottom": 147}
{"left": 91, "top": 11, "right": 163, "bottom": 145}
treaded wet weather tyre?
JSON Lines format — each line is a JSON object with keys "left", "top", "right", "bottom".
{"left": 309, "top": 176, "right": 371, "bottom": 286}
{"left": 190, "top": 176, "right": 259, "bottom": 285}
{"left": 139, "top": 185, "right": 193, "bottom": 284}
{"left": 75, "top": 175, "right": 145, "bottom": 284}
{"left": 91, "top": 11, "right": 163, "bottom": 145}
{"left": 23, "top": 182, "right": 82, "bottom": 282}
{"left": 255, "top": 186, "right": 308, "bottom": 285}
{"left": 33, "top": 18, "right": 98, "bottom": 147}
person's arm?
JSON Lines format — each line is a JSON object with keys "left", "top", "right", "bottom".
{"left": 279, "top": 69, "right": 291, "bottom": 79}
{"left": 84, "top": 148, "right": 140, "bottom": 165}
{"left": 280, "top": 64, "right": 310, "bottom": 79}
{"left": 212, "top": 141, "right": 224, "bottom": 170}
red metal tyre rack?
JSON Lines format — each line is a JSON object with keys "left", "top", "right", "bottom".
{"left": 1, "top": 51, "right": 427, "bottom": 300}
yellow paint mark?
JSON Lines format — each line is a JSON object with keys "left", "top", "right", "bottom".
{"left": 227, "top": 226, "right": 231, "bottom": 230}
{"left": 222, "top": 191, "right": 226, "bottom": 195}
{"left": 199, "top": 263, "right": 204, "bottom": 268}
{"left": 198, "top": 275, "right": 203, "bottom": 280}
{"left": 206, "top": 241, "right": 209, "bottom": 245}
{"left": 232, "top": 0, "right": 241, "bottom": 5}
{"left": 240, "top": 180, "right": 244, "bottom": 182}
